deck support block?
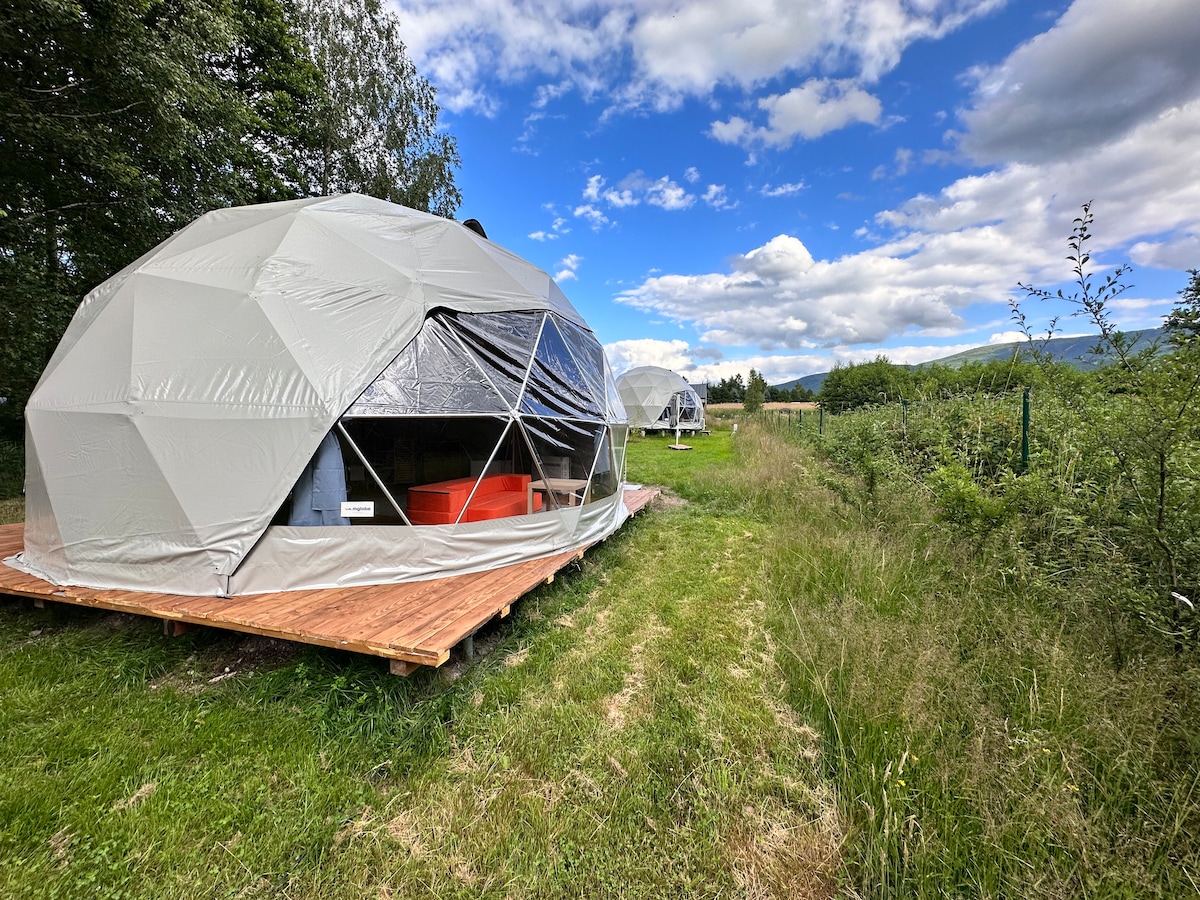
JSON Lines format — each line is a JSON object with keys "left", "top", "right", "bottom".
{"left": 163, "top": 619, "right": 192, "bottom": 637}
{"left": 389, "top": 659, "right": 420, "bottom": 677}
{"left": 463, "top": 633, "right": 475, "bottom": 658}
{"left": 32, "top": 598, "right": 45, "bottom": 609}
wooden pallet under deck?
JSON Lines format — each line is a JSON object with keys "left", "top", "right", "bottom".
{"left": 0, "top": 487, "right": 659, "bottom": 674}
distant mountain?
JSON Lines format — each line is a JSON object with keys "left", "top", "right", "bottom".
{"left": 773, "top": 327, "right": 1167, "bottom": 393}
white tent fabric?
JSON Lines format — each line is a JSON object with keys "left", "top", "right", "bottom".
{"left": 8, "top": 194, "right": 630, "bottom": 596}
{"left": 615, "top": 366, "right": 706, "bottom": 431}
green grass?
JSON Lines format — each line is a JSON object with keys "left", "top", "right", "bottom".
{"left": 0, "top": 424, "right": 1197, "bottom": 897}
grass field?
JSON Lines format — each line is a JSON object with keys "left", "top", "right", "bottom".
{"left": 0, "top": 424, "right": 1196, "bottom": 897}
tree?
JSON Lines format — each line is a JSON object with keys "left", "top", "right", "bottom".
{"left": 1165, "top": 268, "right": 1200, "bottom": 350}
{"left": 296, "top": 0, "right": 461, "bottom": 216}
{"left": 817, "top": 356, "right": 912, "bottom": 411}
{"left": 0, "top": 0, "right": 323, "bottom": 428}
{"left": 1, "top": 0, "right": 463, "bottom": 428}
{"left": 1012, "top": 204, "right": 1200, "bottom": 653}
{"left": 743, "top": 369, "right": 766, "bottom": 413}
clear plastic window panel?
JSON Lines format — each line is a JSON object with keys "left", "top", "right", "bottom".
{"left": 446, "top": 310, "right": 545, "bottom": 410}
{"left": 520, "top": 316, "right": 605, "bottom": 420}
{"left": 679, "top": 390, "right": 702, "bottom": 423}
{"left": 553, "top": 315, "right": 609, "bottom": 415}
{"left": 603, "top": 357, "right": 628, "bottom": 422}
{"left": 345, "top": 314, "right": 507, "bottom": 416}
{"left": 610, "top": 423, "right": 630, "bottom": 484}
{"left": 522, "top": 418, "right": 611, "bottom": 509}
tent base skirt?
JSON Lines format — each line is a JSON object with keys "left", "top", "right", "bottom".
{"left": 0, "top": 488, "right": 658, "bottom": 673}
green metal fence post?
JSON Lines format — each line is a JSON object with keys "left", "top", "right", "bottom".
{"left": 1021, "top": 386, "right": 1030, "bottom": 471}
{"left": 819, "top": 406, "right": 824, "bottom": 435}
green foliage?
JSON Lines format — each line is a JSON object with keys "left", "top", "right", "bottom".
{"left": 765, "top": 382, "right": 815, "bottom": 402}
{"left": 742, "top": 368, "right": 766, "bottom": 413}
{"left": 0, "top": 0, "right": 461, "bottom": 424}
{"left": 295, "top": 0, "right": 461, "bottom": 216}
{"left": 706, "top": 374, "right": 745, "bottom": 404}
{"left": 817, "top": 355, "right": 914, "bottom": 411}
{"left": 911, "top": 357, "right": 1046, "bottom": 399}
{"left": 1010, "top": 205, "right": 1200, "bottom": 636}
{"left": 1166, "top": 268, "right": 1200, "bottom": 350}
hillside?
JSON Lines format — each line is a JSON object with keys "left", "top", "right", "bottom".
{"left": 775, "top": 326, "right": 1166, "bottom": 392}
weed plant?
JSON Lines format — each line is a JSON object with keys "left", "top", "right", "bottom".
{"left": 733, "top": 420, "right": 1200, "bottom": 896}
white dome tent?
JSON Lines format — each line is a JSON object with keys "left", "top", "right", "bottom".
{"left": 615, "top": 366, "right": 706, "bottom": 434}
{"left": 8, "top": 194, "right": 631, "bottom": 597}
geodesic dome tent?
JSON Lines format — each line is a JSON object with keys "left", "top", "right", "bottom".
{"left": 615, "top": 366, "right": 705, "bottom": 433}
{"left": 7, "top": 194, "right": 631, "bottom": 596}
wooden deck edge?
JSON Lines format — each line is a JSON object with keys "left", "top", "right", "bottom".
{"left": 22, "top": 588, "right": 449, "bottom": 668}
{"left": 1, "top": 486, "right": 661, "bottom": 674}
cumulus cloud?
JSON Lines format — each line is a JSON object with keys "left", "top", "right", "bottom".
{"left": 1130, "top": 233, "right": 1200, "bottom": 270}
{"left": 604, "top": 338, "right": 695, "bottom": 376}
{"left": 528, "top": 230, "right": 558, "bottom": 241}
{"left": 646, "top": 177, "right": 694, "bottom": 210}
{"left": 603, "top": 337, "right": 827, "bottom": 385}
{"left": 684, "top": 166, "right": 700, "bottom": 183}
{"left": 710, "top": 79, "right": 882, "bottom": 149}
{"left": 574, "top": 204, "right": 611, "bottom": 230}
{"left": 621, "top": 95, "right": 1200, "bottom": 350}
{"left": 555, "top": 253, "right": 583, "bottom": 281}
{"left": 394, "top": 0, "right": 1001, "bottom": 115}
{"left": 956, "top": 0, "right": 1200, "bottom": 164}
{"left": 581, "top": 171, "right": 697, "bottom": 212}
{"left": 702, "top": 184, "right": 733, "bottom": 209}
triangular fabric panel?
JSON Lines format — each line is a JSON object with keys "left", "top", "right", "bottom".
{"left": 520, "top": 317, "right": 604, "bottom": 419}
{"left": 346, "top": 314, "right": 508, "bottom": 416}
{"left": 448, "top": 311, "right": 544, "bottom": 410}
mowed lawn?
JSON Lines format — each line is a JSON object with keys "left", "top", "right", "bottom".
{"left": 0, "top": 430, "right": 843, "bottom": 899}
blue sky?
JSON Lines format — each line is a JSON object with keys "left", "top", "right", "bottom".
{"left": 392, "top": 0, "right": 1200, "bottom": 384}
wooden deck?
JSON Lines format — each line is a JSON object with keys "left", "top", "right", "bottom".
{"left": 0, "top": 487, "right": 659, "bottom": 674}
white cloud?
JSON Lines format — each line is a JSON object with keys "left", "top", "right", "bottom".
{"left": 710, "top": 79, "right": 882, "bottom": 149}
{"left": 987, "top": 331, "right": 1028, "bottom": 345}
{"left": 583, "top": 175, "right": 604, "bottom": 201}
{"left": 646, "top": 177, "right": 694, "bottom": 210}
{"left": 760, "top": 182, "right": 806, "bottom": 197}
{"left": 604, "top": 338, "right": 695, "bottom": 376}
{"left": 574, "top": 204, "right": 611, "bottom": 230}
{"left": 956, "top": 0, "right": 1200, "bottom": 164}
{"left": 528, "top": 230, "right": 558, "bottom": 241}
{"left": 1130, "top": 233, "right": 1200, "bottom": 270}
{"left": 555, "top": 253, "right": 583, "bottom": 281}
{"left": 581, "top": 171, "right": 697, "bottom": 211}
{"left": 394, "top": 0, "right": 1002, "bottom": 116}
{"left": 684, "top": 166, "right": 700, "bottom": 183}
{"left": 620, "top": 96, "right": 1200, "bottom": 350}
{"left": 702, "top": 184, "right": 733, "bottom": 209}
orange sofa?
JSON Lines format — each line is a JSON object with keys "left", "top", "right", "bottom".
{"left": 406, "top": 473, "right": 542, "bottom": 525}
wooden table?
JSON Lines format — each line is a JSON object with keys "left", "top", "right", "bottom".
{"left": 528, "top": 477, "right": 589, "bottom": 513}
